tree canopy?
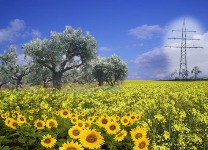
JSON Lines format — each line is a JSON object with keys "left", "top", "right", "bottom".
{"left": 23, "top": 26, "right": 97, "bottom": 89}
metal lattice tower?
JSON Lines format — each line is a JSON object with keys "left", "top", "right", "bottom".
{"left": 165, "top": 19, "right": 203, "bottom": 79}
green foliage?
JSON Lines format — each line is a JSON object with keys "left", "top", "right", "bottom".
{"left": 0, "top": 46, "right": 31, "bottom": 89}
{"left": 23, "top": 26, "right": 97, "bottom": 89}
{"left": 93, "top": 54, "right": 127, "bottom": 86}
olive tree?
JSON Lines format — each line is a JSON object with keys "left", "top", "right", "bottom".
{"left": 25, "top": 63, "right": 52, "bottom": 87}
{"left": 0, "top": 64, "right": 11, "bottom": 88}
{"left": 23, "top": 26, "right": 97, "bottom": 89}
{"left": 93, "top": 54, "right": 127, "bottom": 86}
{"left": 0, "top": 46, "right": 31, "bottom": 89}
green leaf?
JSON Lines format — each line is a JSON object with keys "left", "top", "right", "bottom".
{"left": 2, "top": 146, "right": 10, "bottom": 150}
{"left": 17, "top": 136, "right": 26, "bottom": 143}
{"left": 28, "top": 138, "right": 36, "bottom": 145}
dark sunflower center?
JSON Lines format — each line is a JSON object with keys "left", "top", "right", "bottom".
{"left": 44, "top": 138, "right": 51, "bottom": 144}
{"left": 131, "top": 116, "right": 135, "bottom": 119}
{"left": 117, "top": 133, "right": 123, "bottom": 137}
{"left": 101, "top": 118, "right": 108, "bottom": 124}
{"left": 135, "top": 133, "right": 143, "bottom": 139}
{"left": 123, "top": 119, "right": 128, "bottom": 123}
{"left": 13, "top": 122, "right": 18, "bottom": 127}
{"left": 66, "top": 147, "right": 77, "bottom": 150}
{"left": 20, "top": 117, "right": 25, "bottom": 121}
{"left": 49, "top": 121, "right": 55, "bottom": 126}
{"left": 86, "top": 134, "right": 97, "bottom": 143}
{"left": 78, "top": 123, "right": 83, "bottom": 127}
{"left": 72, "top": 118, "right": 76, "bottom": 122}
{"left": 110, "top": 125, "right": 116, "bottom": 130}
{"left": 37, "top": 122, "right": 43, "bottom": 127}
{"left": 63, "top": 111, "right": 68, "bottom": 116}
{"left": 138, "top": 141, "right": 146, "bottom": 149}
{"left": 72, "top": 129, "right": 80, "bottom": 136}
{"left": 85, "top": 123, "right": 89, "bottom": 127}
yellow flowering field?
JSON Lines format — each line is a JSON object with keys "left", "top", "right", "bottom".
{"left": 0, "top": 80, "right": 208, "bottom": 150}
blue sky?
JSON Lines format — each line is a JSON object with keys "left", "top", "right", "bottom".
{"left": 1, "top": 0, "right": 208, "bottom": 79}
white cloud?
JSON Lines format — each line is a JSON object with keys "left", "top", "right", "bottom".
{"left": 0, "top": 19, "right": 26, "bottom": 43}
{"left": 129, "top": 24, "right": 164, "bottom": 39}
{"left": 0, "top": 19, "right": 41, "bottom": 44}
{"left": 98, "top": 47, "right": 113, "bottom": 51}
{"left": 17, "top": 54, "right": 32, "bottom": 65}
{"left": 129, "top": 48, "right": 169, "bottom": 79}
{"left": 30, "top": 29, "right": 42, "bottom": 38}
{"left": 163, "top": 17, "right": 208, "bottom": 78}
{"left": 164, "top": 32, "right": 208, "bottom": 78}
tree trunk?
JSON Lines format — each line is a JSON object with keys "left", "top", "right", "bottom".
{"left": 52, "top": 72, "right": 62, "bottom": 89}
{"left": 98, "top": 80, "right": 104, "bottom": 86}
{"left": 0, "top": 82, "right": 7, "bottom": 88}
{"left": 16, "top": 78, "right": 22, "bottom": 90}
{"left": 43, "top": 79, "right": 48, "bottom": 88}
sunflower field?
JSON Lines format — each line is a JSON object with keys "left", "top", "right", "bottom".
{"left": 0, "top": 80, "right": 208, "bottom": 150}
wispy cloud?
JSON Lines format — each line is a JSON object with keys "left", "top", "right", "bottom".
{"left": 98, "top": 47, "right": 113, "bottom": 51}
{"left": 129, "top": 47, "right": 169, "bottom": 79}
{"left": 129, "top": 24, "right": 164, "bottom": 39}
{"left": 0, "top": 19, "right": 41, "bottom": 44}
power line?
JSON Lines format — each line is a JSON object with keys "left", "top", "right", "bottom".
{"left": 165, "top": 18, "right": 203, "bottom": 79}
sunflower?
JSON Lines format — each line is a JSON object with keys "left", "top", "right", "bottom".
{"left": 133, "top": 138, "right": 150, "bottom": 150}
{"left": 81, "top": 112, "right": 86, "bottom": 116}
{"left": 114, "top": 129, "right": 127, "bottom": 142}
{"left": 97, "top": 116, "right": 109, "bottom": 128}
{"left": 127, "top": 119, "right": 134, "bottom": 126}
{"left": 17, "top": 115, "right": 27, "bottom": 124}
{"left": 130, "top": 114, "right": 136, "bottom": 121}
{"left": 1, "top": 113, "right": 7, "bottom": 119}
{"left": 109, "top": 116, "right": 117, "bottom": 122}
{"left": 5, "top": 111, "right": 10, "bottom": 117}
{"left": 41, "top": 134, "right": 57, "bottom": 148}
{"left": 60, "top": 109, "right": 70, "bottom": 118}
{"left": 53, "top": 111, "right": 59, "bottom": 116}
{"left": 135, "top": 114, "right": 141, "bottom": 121}
{"left": 46, "top": 119, "right": 58, "bottom": 128}
{"left": 115, "top": 115, "right": 120, "bottom": 121}
{"left": 84, "top": 120, "right": 91, "bottom": 129}
{"left": 5, "top": 117, "right": 13, "bottom": 127}
{"left": 68, "top": 125, "right": 82, "bottom": 139}
{"left": 130, "top": 126, "right": 147, "bottom": 141}
{"left": 30, "top": 109, "right": 35, "bottom": 114}
{"left": 126, "top": 111, "right": 132, "bottom": 117}
{"left": 9, "top": 119, "right": 19, "bottom": 129}
{"left": 79, "top": 129, "right": 104, "bottom": 149}
{"left": 34, "top": 119, "right": 45, "bottom": 130}
{"left": 76, "top": 120, "right": 85, "bottom": 128}
{"left": 120, "top": 116, "right": 129, "bottom": 126}
{"left": 41, "top": 114, "right": 48, "bottom": 121}
{"left": 105, "top": 122, "right": 120, "bottom": 135}
{"left": 87, "top": 116, "right": 95, "bottom": 123}
{"left": 29, "top": 116, "right": 33, "bottom": 121}
{"left": 70, "top": 113, "right": 78, "bottom": 118}
{"left": 59, "top": 140, "right": 84, "bottom": 150}
{"left": 12, "top": 114, "right": 16, "bottom": 118}
{"left": 71, "top": 117, "right": 78, "bottom": 124}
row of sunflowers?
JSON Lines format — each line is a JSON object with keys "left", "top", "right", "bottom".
{"left": 0, "top": 80, "right": 208, "bottom": 149}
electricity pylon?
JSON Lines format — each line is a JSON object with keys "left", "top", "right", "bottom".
{"left": 165, "top": 19, "right": 203, "bottom": 79}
